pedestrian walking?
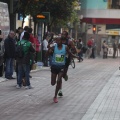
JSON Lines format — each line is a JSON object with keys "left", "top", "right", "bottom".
{"left": 47, "top": 37, "right": 78, "bottom": 103}
{"left": 4, "top": 30, "right": 16, "bottom": 79}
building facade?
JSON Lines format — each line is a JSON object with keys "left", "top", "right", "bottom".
{"left": 80, "top": 0, "right": 120, "bottom": 56}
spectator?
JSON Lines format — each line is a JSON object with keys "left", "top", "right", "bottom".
{"left": 90, "top": 38, "right": 96, "bottom": 59}
{"left": 20, "top": 26, "right": 29, "bottom": 41}
{"left": 28, "top": 28, "right": 40, "bottom": 63}
{"left": 87, "top": 37, "right": 93, "bottom": 58}
{"left": 16, "top": 32, "right": 35, "bottom": 89}
{"left": 113, "top": 40, "right": 117, "bottom": 58}
{"left": 34, "top": 35, "right": 40, "bottom": 63}
{"left": 76, "top": 38, "right": 83, "bottom": 62}
{"left": 42, "top": 36, "right": 49, "bottom": 66}
{"left": 102, "top": 40, "right": 108, "bottom": 59}
{"left": 4, "top": 30, "right": 16, "bottom": 79}
{"left": 0, "top": 30, "right": 4, "bottom": 77}
{"left": 17, "top": 27, "right": 23, "bottom": 41}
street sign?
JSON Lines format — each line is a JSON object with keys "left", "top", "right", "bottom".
{"left": 36, "top": 12, "right": 50, "bottom": 23}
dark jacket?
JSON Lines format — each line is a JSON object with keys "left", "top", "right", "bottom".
{"left": 4, "top": 36, "right": 16, "bottom": 59}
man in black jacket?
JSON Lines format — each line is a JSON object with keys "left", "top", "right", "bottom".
{"left": 4, "top": 30, "right": 16, "bottom": 79}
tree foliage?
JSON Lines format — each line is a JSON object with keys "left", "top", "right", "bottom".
{"left": 16, "top": 0, "right": 80, "bottom": 28}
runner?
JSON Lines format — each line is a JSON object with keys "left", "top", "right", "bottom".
{"left": 58, "top": 31, "right": 77, "bottom": 97}
{"left": 47, "top": 37, "right": 78, "bottom": 103}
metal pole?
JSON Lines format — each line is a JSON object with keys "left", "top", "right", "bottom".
{"left": 37, "top": 22, "right": 43, "bottom": 61}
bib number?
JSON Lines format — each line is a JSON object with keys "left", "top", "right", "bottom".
{"left": 55, "top": 54, "right": 64, "bottom": 63}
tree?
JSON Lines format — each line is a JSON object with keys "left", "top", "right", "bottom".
{"left": 15, "top": 0, "right": 79, "bottom": 31}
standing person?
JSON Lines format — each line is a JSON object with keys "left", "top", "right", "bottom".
{"left": 15, "top": 27, "right": 23, "bottom": 81}
{"left": 0, "top": 30, "right": 4, "bottom": 77}
{"left": 47, "top": 37, "right": 78, "bottom": 103}
{"left": 17, "top": 27, "right": 23, "bottom": 41}
{"left": 90, "top": 38, "right": 96, "bottom": 59}
{"left": 58, "top": 31, "right": 77, "bottom": 96}
{"left": 87, "top": 37, "right": 93, "bottom": 58}
{"left": 20, "top": 26, "right": 29, "bottom": 41}
{"left": 4, "top": 30, "right": 16, "bottom": 79}
{"left": 102, "top": 40, "right": 108, "bottom": 59}
{"left": 42, "top": 36, "right": 48, "bottom": 66}
{"left": 113, "top": 40, "right": 117, "bottom": 58}
{"left": 16, "top": 32, "right": 35, "bottom": 89}
{"left": 76, "top": 38, "right": 83, "bottom": 62}
{"left": 28, "top": 27, "right": 36, "bottom": 73}
{"left": 118, "top": 43, "right": 120, "bottom": 55}
{"left": 34, "top": 35, "right": 40, "bottom": 63}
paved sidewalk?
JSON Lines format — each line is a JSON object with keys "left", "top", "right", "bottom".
{"left": 81, "top": 69, "right": 120, "bottom": 120}
{"left": 0, "top": 65, "right": 48, "bottom": 83}
{"left": 0, "top": 57, "right": 120, "bottom": 120}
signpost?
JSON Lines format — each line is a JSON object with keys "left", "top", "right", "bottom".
{"left": 36, "top": 12, "right": 50, "bottom": 61}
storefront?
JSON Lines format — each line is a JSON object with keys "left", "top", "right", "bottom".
{"left": 101, "top": 30, "right": 120, "bottom": 57}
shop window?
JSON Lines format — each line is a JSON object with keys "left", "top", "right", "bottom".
{"left": 110, "top": 0, "right": 120, "bottom": 9}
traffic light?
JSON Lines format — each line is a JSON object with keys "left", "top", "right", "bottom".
{"left": 87, "top": 24, "right": 92, "bottom": 30}
{"left": 97, "top": 26, "right": 101, "bottom": 33}
{"left": 93, "top": 25, "right": 96, "bottom": 34}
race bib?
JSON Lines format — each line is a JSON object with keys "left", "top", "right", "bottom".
{"left": 55, "top": 54, "right": 64, "bottom": 63}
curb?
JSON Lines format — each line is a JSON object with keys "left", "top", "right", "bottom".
{"left": 0, "top": 67, "right": 50, "bottom": 83}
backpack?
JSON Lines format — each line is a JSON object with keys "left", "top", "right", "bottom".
{"left": 82, "top": 46, "right": 88, "bottom": 53}
{"left": 16, "top": 42, "right": 26, "bottom": 58}
{"left": 77, "top": 42, "right": 82, "bottom": 49}
{"left": 87, "top": 40, "right": 93, "bottom": 47}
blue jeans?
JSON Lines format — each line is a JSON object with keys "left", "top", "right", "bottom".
{"left": 5, "top": 58, "right": 14, "bottom": 78}
{"left": 17, "top": 64, "right": 30, "bottom": 86}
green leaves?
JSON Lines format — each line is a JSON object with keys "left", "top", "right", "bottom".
{"left": 16, "top": 0, "right": 79, "bottom": 28}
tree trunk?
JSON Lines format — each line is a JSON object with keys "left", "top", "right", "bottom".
{"left": 22, "top": 17, "right": 25, "bottom": 28}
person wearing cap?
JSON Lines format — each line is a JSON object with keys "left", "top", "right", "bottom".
{"left": 16, "top": 32, "right": 35, "bottom": 89}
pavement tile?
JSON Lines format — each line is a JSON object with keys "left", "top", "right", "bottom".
{"left": 0, "top": 58, "right": 120, "bottom": 120}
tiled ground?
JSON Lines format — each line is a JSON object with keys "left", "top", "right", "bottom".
{"left": 0, "top": 57, "right": 119, "bottom": 120}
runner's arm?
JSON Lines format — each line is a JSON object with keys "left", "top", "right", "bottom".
{"left": 46, "top": 46, "right": 54, "bottom": 56}
{"left": 66, "top": 46, "right": 79, "bottom": 59}
{"left": 69, "top": 41, "right": 77, "bottom": 54}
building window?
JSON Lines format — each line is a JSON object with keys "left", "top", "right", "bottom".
{"left": 109, "top": 0, "right": 120, "bottom": 9}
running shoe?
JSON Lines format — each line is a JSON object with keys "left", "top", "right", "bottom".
{"left": 53, "top": 97, "right": 58, "bottom": 103}
{"left": 64, "top": 74, "right": 68, "bottom": 81}
{"left": 58, "top": 90, "right": 63, "bottom": 97}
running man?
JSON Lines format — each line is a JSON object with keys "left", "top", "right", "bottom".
{"left": 58, "top": 31, "right": 77, "bottom": 96}
{"left": 47, "top": 37, "right": 78, "bottom": 103}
